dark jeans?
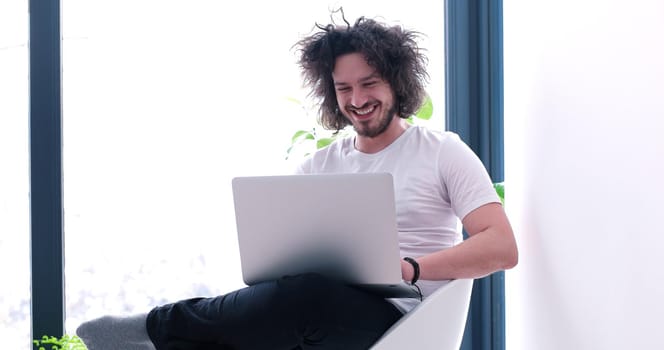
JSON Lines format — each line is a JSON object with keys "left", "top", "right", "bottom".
{"left": 146, "top": 273, "right": 403, "bottom": 350}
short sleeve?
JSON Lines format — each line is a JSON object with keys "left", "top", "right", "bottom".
{"left": 437, "top": 133, "right": 500, "bottom": 220}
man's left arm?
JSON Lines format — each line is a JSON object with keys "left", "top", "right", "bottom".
{"left": 401, "top": 202, "right": 518, "bottom": 281}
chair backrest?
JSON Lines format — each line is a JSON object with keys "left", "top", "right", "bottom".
{"left": 370, "top": 279, "right": 474, "bottom": 350}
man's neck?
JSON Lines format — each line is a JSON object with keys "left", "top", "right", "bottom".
{"left": 354, "top": 118, "right": 410, "bottom": 154}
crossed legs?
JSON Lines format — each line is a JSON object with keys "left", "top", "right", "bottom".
{"left": 78, "top": 273, "right": 402, "bottom": 350}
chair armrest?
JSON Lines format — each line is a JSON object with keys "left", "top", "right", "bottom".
{"left": 371, "top": 279, "right": 474, "bottom": 350}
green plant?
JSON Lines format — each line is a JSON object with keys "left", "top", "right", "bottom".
{"left": 33, "top": 335, "right": 88, "bottom": 350}
{"left": 493, "top": 182, "right": 505, "bottom": 204}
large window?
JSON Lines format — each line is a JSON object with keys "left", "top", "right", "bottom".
{"left": 60, "top": 0, "right": 445, "bottom": 335}
{"left": 0, "top": 0, "right": 30, "bottom": 347}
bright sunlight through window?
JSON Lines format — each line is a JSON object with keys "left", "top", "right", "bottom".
{"left": 2, "top": 1, "right": 445, "bottom": 346}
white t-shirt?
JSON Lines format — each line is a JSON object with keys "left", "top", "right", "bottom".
{"left": 296, "top": 125, "right": 500, "bottom": 313}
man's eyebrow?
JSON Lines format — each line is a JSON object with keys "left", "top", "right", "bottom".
{"left": 359, "top": 72, "right": 382, "bottom": 82}
{"left": 334, "top": 72, "right": 382, "bottom": 86}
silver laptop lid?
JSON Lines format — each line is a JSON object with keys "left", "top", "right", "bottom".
{"left": 231, "top": 173, "right": 403, "bottom": 287}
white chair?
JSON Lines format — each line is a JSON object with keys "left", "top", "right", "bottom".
{"left": 371, "top": 279, "right": 474, "bottom": 350}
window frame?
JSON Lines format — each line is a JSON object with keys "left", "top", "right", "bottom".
{"left": 30, "top": 0, "right": 65, "bottom": 340}
{"left": 445, "top": 1, "right": 506, "bottom": 349}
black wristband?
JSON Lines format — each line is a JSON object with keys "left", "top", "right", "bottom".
{"left": 403, "top": 257, "right": 420, "bottom": 285}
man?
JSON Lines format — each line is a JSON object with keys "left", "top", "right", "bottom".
{"left": 77, "top": 15, "right": 518, "bottom": 350}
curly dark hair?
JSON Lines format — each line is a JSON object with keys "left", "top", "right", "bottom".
{"left": 295, "top": 15, "right": 430, "bottom": 132}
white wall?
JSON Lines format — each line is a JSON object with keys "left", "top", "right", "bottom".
{"left": 504, "top": 1, "right": 664, "bottom": 349}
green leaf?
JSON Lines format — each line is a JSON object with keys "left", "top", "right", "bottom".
{"left": 291, "top": 130, "right": 314, "bottom": 143}
{"left": 493, "top": 182, "right": 505, "bottom": 204}
{"left": 284, "top": 145, "right": 294, "bottom": 160}
{"left": 414, "top": 95, "right": 433, "bottom": 120}
{"left": 316, "top": 138, "right": 334, "bottom": 149}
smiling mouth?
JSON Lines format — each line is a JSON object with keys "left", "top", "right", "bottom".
{"left": 350, "top": 104, "right": 377, "bottom": 118}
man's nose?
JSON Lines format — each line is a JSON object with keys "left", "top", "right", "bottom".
{"left": 351, "top": 88, "right": 369, "bottom": 108}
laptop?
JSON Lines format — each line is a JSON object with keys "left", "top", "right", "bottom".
{"left": 231, "top": 172, "right": 419, "bottom": 298}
